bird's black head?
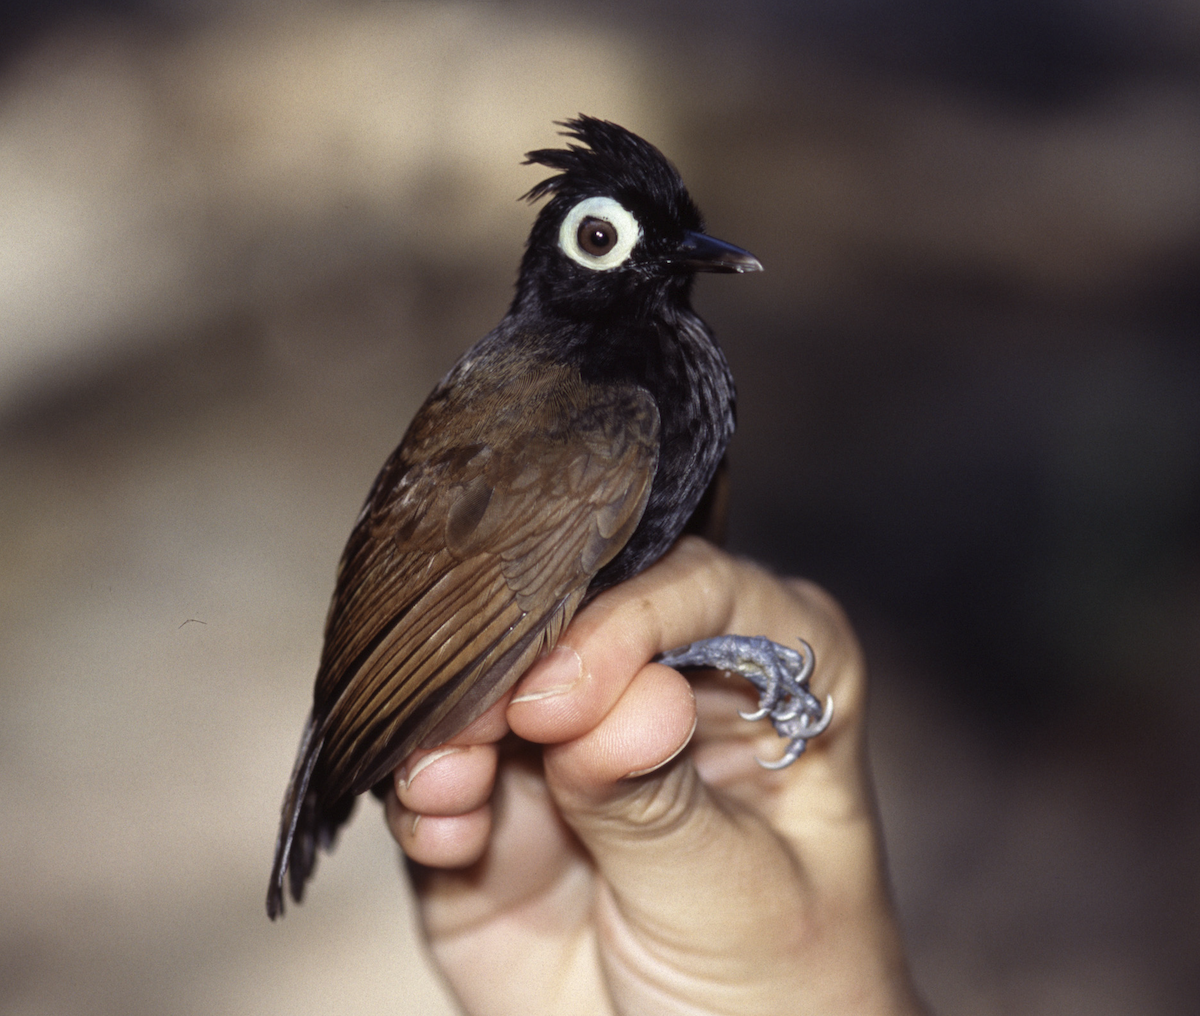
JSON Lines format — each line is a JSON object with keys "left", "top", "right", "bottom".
{"left": 510, "top": 116, "right": 760, "bottom": 324}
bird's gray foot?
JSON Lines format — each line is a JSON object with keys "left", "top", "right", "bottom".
{"left": 655, "top": 635, "right": 833, "bottom": 768}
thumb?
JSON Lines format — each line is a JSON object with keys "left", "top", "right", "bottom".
{"left": 541, "top": 662, "right": 812, "bottom": 1013}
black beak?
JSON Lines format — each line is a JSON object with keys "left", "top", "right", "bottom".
{"left": 675, "top": 231, "right": 763, "bottom": 274}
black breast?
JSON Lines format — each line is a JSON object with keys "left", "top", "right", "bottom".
{"left": 585, "top": 307, "right": 736, "bottom": 594}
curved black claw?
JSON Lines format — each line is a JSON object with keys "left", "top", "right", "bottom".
{"left": 656, "top": 635, "right": 833, "bottom": 768}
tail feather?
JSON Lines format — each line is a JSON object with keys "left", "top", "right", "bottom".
{"left": 267, "top": 716, "right": 354, "bottom": 919}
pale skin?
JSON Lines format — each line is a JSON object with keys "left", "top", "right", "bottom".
{"left": 384, "top": 536, "right": 927, "bottom": 1015}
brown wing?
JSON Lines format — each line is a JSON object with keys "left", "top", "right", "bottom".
{"left": 311, "top": 359, "right": 659, "bottom": 799}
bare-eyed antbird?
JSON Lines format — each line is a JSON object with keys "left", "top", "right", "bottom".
{"left": 267, "top": 116, "right": 831, "bottom": 919}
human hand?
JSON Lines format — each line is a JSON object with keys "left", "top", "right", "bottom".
{"left": 383, "top": 536, "right": 925, "bottom": 1015}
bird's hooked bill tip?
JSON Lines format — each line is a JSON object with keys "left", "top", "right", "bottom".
{"left": 676, "top": 231, "right": 763, "bottom": 274}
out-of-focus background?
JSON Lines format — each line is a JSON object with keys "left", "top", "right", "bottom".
{"left": 2, "top": 1, "right": 1197, "bottom": 1013}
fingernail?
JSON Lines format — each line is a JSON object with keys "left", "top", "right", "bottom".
{"left": 396, "top": 746, "right": 464, "bottom": 791}
{"left": 410, "top": 813, "right": 421, "bottom": 836}
{"left": 511, "top": 646, "right": 584, "bottom": 703}
{"left": 622, "top": 716, "right": 698, "bottom": 779}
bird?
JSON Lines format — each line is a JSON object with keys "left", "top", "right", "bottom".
{"left": 267, "top": 115, "right": 831, "bottom": 920}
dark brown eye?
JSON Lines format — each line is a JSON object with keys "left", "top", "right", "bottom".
{"left": 559, "top": 197, "right": 639, "bottom": 270}
{"left": 577, "top": 217, "right": 617, "bottom": 256}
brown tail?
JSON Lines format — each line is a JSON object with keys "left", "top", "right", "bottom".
{"left": 266, "top": 717, "right": 355, "bottom": 919}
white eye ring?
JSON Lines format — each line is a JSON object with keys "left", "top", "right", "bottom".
{"left": 558, "top": 196, "right": 641, "bottom": 271}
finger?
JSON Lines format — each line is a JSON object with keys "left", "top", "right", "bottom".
{"left": 544, "top": 718, "right": 813, "bottom": 997}
{"left": 385, "top": 790, "right": 492, "bottom": 868}
{"left": 394, "top": 743, "right": 498, "bottom": 816}
{"left": 389, "top": 693, "right": 510, "bottom": 816}
{"left": 509, "top": 539, "right": 859, "bottom": 762}
{"left": 533, "top": 539, "right": 875, "bottom": 895}
{"left": 384, "top": 693, "right": 509, "bottom": 867}
{"left": 508, "top": 537, "right": 738, "bottom": 746}
{"left": 532, "top": 549, "right": 918, "bottom": 1013}
{"left": 544, "top": 662, "right": 697, "bottom": 787}
{"left": 537, "top": 649, "right": 818, "bottom": 996}
{"left": 414, "top": 747, "right": 586, "bottom": 938}
{"left": 411, "top": 755, "right": 601, "bottom": 1015}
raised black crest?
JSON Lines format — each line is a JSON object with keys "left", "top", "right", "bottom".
{"left": 522, "top": 115, "right": 701, "bottom": 227}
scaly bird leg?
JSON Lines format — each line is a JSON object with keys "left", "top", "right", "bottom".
{"left": 656, "top": 635, "right": 833, "bottom": 769}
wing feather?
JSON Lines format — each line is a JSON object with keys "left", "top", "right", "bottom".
{"left": 309, "top": 359, "right": 659, "bottom": 799}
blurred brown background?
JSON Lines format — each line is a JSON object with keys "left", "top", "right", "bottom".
{"left": 1, "top": 1, "right": 1197, "bottom": 1013}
